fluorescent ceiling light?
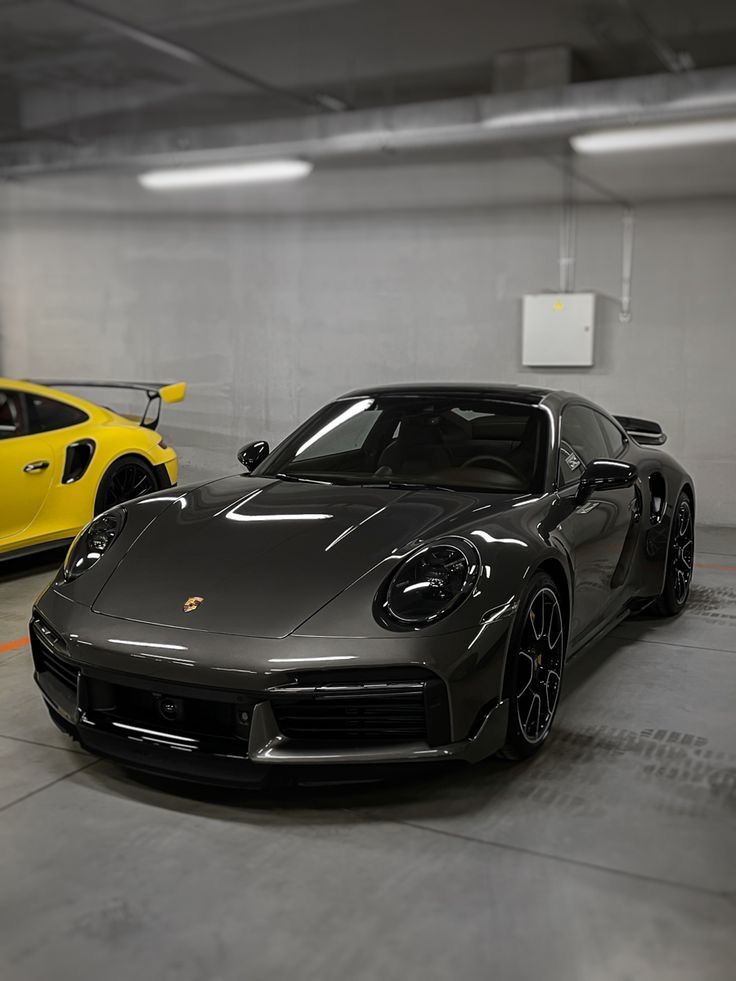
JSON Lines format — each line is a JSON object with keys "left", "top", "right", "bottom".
{"left": 138, "top": 159, "right": 313, "bottom": 190}
{"left": 571, "top": 118, "right": 736, "bottom": 154}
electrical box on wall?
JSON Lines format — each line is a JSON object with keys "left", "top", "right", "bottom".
{"left": 522, "top": 292, "right": 596, "bottom": 367}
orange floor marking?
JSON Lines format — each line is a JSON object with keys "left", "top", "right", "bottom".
{"left": 695, "top": 562, "right": 736, "bottom": 572}
{"left": 0, "top": 636, "right": 29, "bottom": 654}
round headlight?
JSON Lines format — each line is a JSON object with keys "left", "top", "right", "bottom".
{"left": 63, "top": 507, "right": 127, "bottom": 581}
{"left": 380, "top": 539, "right": 480, "bottom": 627}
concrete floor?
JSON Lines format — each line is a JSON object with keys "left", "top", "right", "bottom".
{"left": 1, "top": 528, "right": 735, "bottom": 981}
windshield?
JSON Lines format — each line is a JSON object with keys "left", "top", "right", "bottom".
{"left": 259, "top": 396, "right": 548, "bottom": 493}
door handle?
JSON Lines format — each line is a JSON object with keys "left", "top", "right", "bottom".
{"left": 23, "top": 460, "right": 50, "bottom": 473}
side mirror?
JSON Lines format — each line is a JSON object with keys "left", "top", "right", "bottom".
{"left": 237, "top": 440, "right": 269, "bottom": 472}
{"left": 576, "top": 459, "right": 637, "bottom": 504}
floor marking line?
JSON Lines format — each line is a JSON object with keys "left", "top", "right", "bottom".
{"left": 608, "top": 621, "right": 736, "bottom": 655}
{"left": 0, "top": 636, "right": 29, "bottom": 654}
{"left": 0, "top": 759, "right": 100, "bottom": 814}
{"left": 695, "top": 562, "right": 736, "bottom": 571}
{"left": 0, "top": 732, "right": 88, "bottom": 756}
{"left": 610, "top": 633, "right": 735, "bottom": 656}
{"left": 352, "top": 810, "right": 731, "bottom": 900}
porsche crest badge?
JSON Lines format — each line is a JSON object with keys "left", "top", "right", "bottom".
{"left": 183, "top": 596, "right": 204, "bottom": 613}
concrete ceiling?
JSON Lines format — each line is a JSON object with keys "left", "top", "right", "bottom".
{"left": 1, "top": 0, "right": 736, "bottom": 206}
{"left": 2, "top": 0, "right": 736, "bottom": 138}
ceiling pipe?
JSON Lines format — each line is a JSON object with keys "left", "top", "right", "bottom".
{"left": 56, "top": 0, "right": 336, "bottom": 113}
{"left": 3, "top": 66, "right": 736, "bottom": 175}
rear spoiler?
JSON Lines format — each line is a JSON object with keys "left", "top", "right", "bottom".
{"left": 614, "top": 414, "right": 667, "bottom": 446}
{"left": 30, "top": 380, "right": 186, "bottom": 430}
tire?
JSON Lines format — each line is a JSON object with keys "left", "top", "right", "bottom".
{"left": 655, "top": 492, "right": 694, "bottom": 617}
{"left": 498, "top": 573, "right": 566, "bottom": 761}
{"left": 94, "top": 455, "right": 159, "bottom": 515}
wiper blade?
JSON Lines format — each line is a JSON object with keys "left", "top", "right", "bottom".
{"left": 272, "top": 473, "right": 332, "bottom": 484}
{"left": 271, "top": 474, "right": 459, "bottom": 492}
{"left": 367, "top": 481, "right": 456, "bottom": 492}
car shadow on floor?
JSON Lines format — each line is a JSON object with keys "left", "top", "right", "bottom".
{"left": 79, "top": 626, "right": 640, "bottom": 822}
{"left": 0, "top": 548, "right": 66, "bottom": 586}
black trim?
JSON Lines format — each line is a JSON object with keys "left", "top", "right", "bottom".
{"left": 70, "top": 723, "right": 449, "bottom": 788}
{"left": 272, "top": 685, "right": 428, "bottom": 745}
{"left": 62, "top": 439, "right": 96, "bottom": 484}
{"left": 29, "top": 381, "right": 179, "bottom": 429}
{"left": 153, "top": 462, "right": 173, "bottom": 489}
{"left": 1, "top": 538, "right": 72, "bottom": 563}
{"left": 614, "top": 415, "right": 667, "bottom": 446}
{"left": 340, "top": 384, "right": 548, "bottom": 403}
{"left": 31, "top": 633, "right": 454, "bottom": 782}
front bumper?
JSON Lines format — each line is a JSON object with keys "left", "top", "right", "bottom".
{"left": 31, "top": 594, "right": 513, "bottom": 786}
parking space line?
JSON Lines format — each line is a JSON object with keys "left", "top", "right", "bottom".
{"left": 695, "top": 563, "right": 736, "bottom": 572}
{"left": 0, "top": 636, "right": 29, "bottom": 654}
{"left": 0, "top": 732, "right": 88, "bottom": 756}
{"left": 350, "top": 809, "right": 731, "bottom": 900}
{"left": 0, "top": 759, "right": 100, "bottom": 815}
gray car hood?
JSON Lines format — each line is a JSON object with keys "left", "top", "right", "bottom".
{"left": 93, "top": 475, "right": 511, "bottom": 638}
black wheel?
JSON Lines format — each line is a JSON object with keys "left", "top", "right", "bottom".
{"left": 498, "top": 573, "right": 566, "bottom": 760}
{"left": 95, "top": 455, "right": 158, "bottom": 514}
{"left": 655, "top": 493, "right": 694, "bottom": 617}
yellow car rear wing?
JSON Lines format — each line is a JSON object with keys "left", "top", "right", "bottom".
{"left": 30, "top": 380, "right": 187, "bottom": 430}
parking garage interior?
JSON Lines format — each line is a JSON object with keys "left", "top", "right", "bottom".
{"left": 1, "top": 2, "right": 735, "bottom": 979}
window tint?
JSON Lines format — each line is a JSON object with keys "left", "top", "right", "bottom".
{"left": 296, "top": 404, "right": 380, "bottom": 461}
{"left": 27, "top": 395, "right": 87, "bottom": 434}
{"left": 558, "top": 404, "right": 609, "bottom": 485}
{"left": 0, "top": 390, "right": 25, "bottom": 439}
{"left": 263, "top": 397, "right": 547, "bottom": 493}
{"left": 596, "top": 412, "right": 627, "bottom": 457}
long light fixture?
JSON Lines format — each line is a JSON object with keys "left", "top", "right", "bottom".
{"left": 571, "top": 118, "right": 736, "bottom": 154}
{"left": 138, "top": 158, "right": 313, "bottom": 190}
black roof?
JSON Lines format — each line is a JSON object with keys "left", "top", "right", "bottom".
{"left": 340, "top": 383, "right": 554, "bottom": 404}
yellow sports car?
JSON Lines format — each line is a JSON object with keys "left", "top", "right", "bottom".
{"left": 0, "top": 378, "right": 185, "bottom": 560}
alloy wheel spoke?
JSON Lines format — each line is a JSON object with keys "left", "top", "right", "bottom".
{"left": 546, "top": 603, "right": 562, "bottom": 650}
{"left": 524, "top": 692, "right": 542, "bottom": 738}
{"left": 517, "top": 652, "right": 535, "bottom": 697}
{"left": 672, "top": 502, "right": 694, "bottom": 601}
{"left": 516, "top": 587, "right": 564, "bottom": 743}
{"left": 529, "top": 595, "right": 545, "bottom": 641}
{"left": 545, "top": 670, "right": 560, "bottom": 714}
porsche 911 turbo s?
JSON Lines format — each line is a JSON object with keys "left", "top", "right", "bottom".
{"left": 31, "top": 384, "right": 695, "bottom": 787}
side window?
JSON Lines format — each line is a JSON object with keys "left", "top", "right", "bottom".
{"left": 595, "top": 412, "right": 627, "bottom": 457}
{"left": 558, "top": 405, "right": 609, "bottom": 486}
{"left": 0, "top": 390, "right": 26, "bottom": 439}
{"left": 27, "top": 395, "right": 87, "bottom": 434}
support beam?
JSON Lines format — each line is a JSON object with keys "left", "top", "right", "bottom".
{"left": 2, "top": 66, "right": 736, "bottom": 176}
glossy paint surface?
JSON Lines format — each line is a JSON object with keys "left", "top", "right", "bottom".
{"left": 0, "top": 378, "right": 178, "bottom": 556}
{"left": 33, "top": 385, "right": 694, "bottom": 773}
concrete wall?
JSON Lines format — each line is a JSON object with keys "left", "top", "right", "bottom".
{"left": 1, "top": 195, "right": 735, "bottom": 523}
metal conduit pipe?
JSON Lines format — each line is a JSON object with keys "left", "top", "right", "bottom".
{"left": 2, "top": 67, "right": 736, "bottom": 175}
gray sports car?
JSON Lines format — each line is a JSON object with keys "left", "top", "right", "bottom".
{"left": 31, "top": 384, "right": 694, "bottom": 786}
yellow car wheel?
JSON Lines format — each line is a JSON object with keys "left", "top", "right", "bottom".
{"left": 94, "top": 454, "right": 159, "bottom": 515}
